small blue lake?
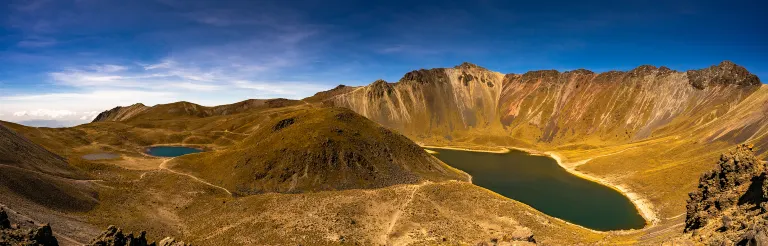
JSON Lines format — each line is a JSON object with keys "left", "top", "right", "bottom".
{"left": 146, "top": 146, "right": 203, "bottom": 157}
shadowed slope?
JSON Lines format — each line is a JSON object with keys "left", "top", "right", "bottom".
{"left": 0, "top": 123, "right": 85, "bottom": 179}
{"left": 0, "top": 123, "right": 97, "bottom": 212}
{"left": 170, "top": 107, "right": 468, "bottom": 195}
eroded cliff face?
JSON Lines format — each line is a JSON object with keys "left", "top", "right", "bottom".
{"left": 326, "top": 61, "right": 766, "bottom": 149}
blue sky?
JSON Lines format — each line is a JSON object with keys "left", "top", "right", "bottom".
{"left": 0, "top": 0, "right": 766, "bottom": 126}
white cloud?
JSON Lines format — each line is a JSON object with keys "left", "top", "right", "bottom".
{"left": 143, "top": 60, "right": 174, "bottom": 70}
{"left": 0, "top": 90, "right": 179, "bottom": 125}
{"left": 79, "top": 111, "right": 100, "bottom": 120}
{"left": 13, "top": 109, "right": 78, "bottom": 118}
{"left": 169, "top": 82, "right": 222, "bottom": 91}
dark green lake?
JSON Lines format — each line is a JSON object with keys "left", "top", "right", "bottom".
{"left": 428, "top": 148, "right": 645, "bottom": 231}
{"left": 146, "top": 146, "right": 202, "bottom": 157}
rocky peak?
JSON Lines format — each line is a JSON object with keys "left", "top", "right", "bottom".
{"left": 520, "top": 70, "right": 561, "bottom": 83}
{"left": 454, "top": 62, "right": 487, "bottom": 71}
{"left": 330, "top": 84, "right": 348, "bottom": 90}
{"left": 686, "top": 61, "right": 761, "bottom": 89}
{"left": 564, "top": 69, "right": 595, "bottom": 76}
{"left": 399, "top": 68, "right": 450, "bottom": 85}
{"left": 0, "top": 209, "right": 59, "bottom": 246}
{"left": 367, "top": 79, "right": 394, "bottom": 99}
{"left": 685, "top": 144, "right": 768, "bottom": 244}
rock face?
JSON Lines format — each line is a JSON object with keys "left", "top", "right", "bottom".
{"left": 0, "top": 208, "right": 59, "bottom": 246}
{"left": 685, "top": 144, "right": 768, "bottom": 245}
{"left": 687, "top": 61, "right": 761, "bottom": 89}
{"left": 304, "top": 84, "right": 358, "bottom": 103}
{"left": 92, "top": 103, "right": 150, "bottom": 122}
{"left": 88, "top": 225, "right": 189, "bottom": 246}
{"left": 325, "top": 61, "right": 768, "bottom": 150}
{"left": 170, "top": 107, "right": 468, "bottom": 195}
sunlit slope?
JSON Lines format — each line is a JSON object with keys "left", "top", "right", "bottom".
{"left": 169, "top": 107, "right": 468, "bottom": 194}
{"left": 327, "top": 61, "right": 764, "bottom": 148}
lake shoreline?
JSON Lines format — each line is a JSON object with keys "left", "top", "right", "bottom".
{"left": 422, "top": 144, "right": 659, "bottom": 232}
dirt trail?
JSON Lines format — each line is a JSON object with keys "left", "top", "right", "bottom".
{"left": 382, "top": 182, "right": 427, "bottom": 245}
{"left": 157, "top": 158, "right": 233, "bottom": 196}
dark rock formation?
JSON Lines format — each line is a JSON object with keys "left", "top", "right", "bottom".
{"left": 454, "top": 62, "right": 488, "bottom": 71}
{"left": 88, "top": 225, "right": 189, "bottom": 246}
{"left": 0, "top": 208, "right": 59, "bottom": 246}
{"left": 0, "top": 209, "right": 9, "bottom": 229}
{"left": 686, "top": 61, "right": 761, "bottom": 89}
{"left": 685, "top": 144, "right": 768, "bottom": 244}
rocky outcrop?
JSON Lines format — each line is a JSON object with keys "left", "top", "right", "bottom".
{"left": 92, "top": 103, "right": 149, "bottom": 122}
{"left": 0, "top": 208, "right": 59, "bottom": 246}
{"left": 685, "top": 144, "right": 768, "bottom": 245}
{"left": 687, "top": 61, "right": 761, "bottom": 90}
{"left": 88, "top": 225, "right": 189, "bottom": 246}
{"left": 0, "top": 208, "right": 9, "bottom": 229}
{"left": 305, "top": 85, "right": 358, "bottom": 103}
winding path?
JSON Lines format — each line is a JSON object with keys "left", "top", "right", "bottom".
{"left": 157, "top": 158, "right": 233, "bottom": 196}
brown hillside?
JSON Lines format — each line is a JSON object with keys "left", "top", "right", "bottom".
{"left": 169, "top": 107, "right": 468, "bottom": 195}
{"left": 0, "top": 123, "right": 85, "bottom": 179}
{"left": 92, "top": 98, "right": 303, "bottom": 122}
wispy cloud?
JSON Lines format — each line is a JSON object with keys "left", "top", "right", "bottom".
{"left": 233, "top": 80, "right": 329, "bottom": 97}
{"left": 17, "top": 37, "right": 58, "bottom": 48}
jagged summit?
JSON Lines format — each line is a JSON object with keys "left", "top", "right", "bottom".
{"left": 687, "top": 60, "right": 761, "bottom": 89}
{"left": 454, "top": 62, "right": 488, "bottom": 70}
{"left": 303, "top": 84, "right": 358, "bottom": 103}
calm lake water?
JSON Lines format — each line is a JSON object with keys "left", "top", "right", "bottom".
{"left": 146, "top": 146, "right": 202, "bottom": 157}
{"left": 428, "top": 148, "right": 645, "bottom": 231}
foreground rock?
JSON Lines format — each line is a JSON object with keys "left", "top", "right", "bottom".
{"left": 0, "top": 208, "right": 59, "bottom": 246}
{"left": 88, "top": 225, "right": 189, "bottom": 246}
{"left": 685, "top": 144, "right": 768, "bottom": 244}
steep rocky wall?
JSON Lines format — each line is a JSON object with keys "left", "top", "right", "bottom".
{"left": 92, "top": 103, "right": 150, "bottom": 122}
{"left": 327, "top": 61, "right": 765, "bottom": 147}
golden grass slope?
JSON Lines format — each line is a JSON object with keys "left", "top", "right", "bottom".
{"left": 169, "top": 107, "right": 468, "bottom": 195}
